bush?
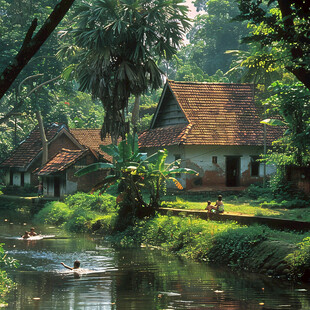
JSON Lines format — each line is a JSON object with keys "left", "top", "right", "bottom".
{"left": 286, "top": 237, "right": 310, "bottom": 279}
{"left": 34, "top": 201, "right": 72, "bottom": 225}
{"left": 243, "top": 184, "right": 272, "bottom": 200}
{"left": 64, "top": 192, "right": 116, "bottom": 213}
{"left": 2, "top": 184, "right": 36, "bottom": 196}
{"left": 207, "top": 225, "right": 268, "bottom": 267}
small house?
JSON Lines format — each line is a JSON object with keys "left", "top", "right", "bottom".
{"left": 139, "top": 80, "right": 283, "bottom": 190}
{"left": 0, "top": 124, "right": 112, "bottom": 197}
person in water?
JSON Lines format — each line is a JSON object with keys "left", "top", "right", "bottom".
{"left": 22, "top": 231, "right": 30, "bottom": 239}
{"left": 61, "top": 260, "right": 80, "bottom": 270}
{"left": 29, "top": 227, "right": 37, "bottom": 236}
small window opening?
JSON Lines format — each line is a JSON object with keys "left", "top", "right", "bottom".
{"left": 212, "top": 156, "right": 217, "bottom": 164}
{"left": 250, "top": 156, "right": 260, "bottom": 177}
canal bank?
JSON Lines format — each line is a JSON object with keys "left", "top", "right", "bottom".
{"left": 1, "top": 194, "right": 310, "bottom": 282}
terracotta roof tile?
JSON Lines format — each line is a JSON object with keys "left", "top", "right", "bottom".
{"left": 139, "top": 124, "right": 191, "bottom": 147}
{"left": 69, "top": 129, "right": 114, "bottom": 162}
{"left": 36, "top": 149, "right": 86, "bottom": 175}
{"left": 0, "top": 124, "right": 62, "bottom": 168}
{"left": 140, "top": 81, "right": 283, "bottom": 147}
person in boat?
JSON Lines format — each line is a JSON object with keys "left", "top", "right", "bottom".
{"left": 29, "top": 227, "right": 37, "bottom": 236}
{"left": 61, "top": 260, "right": 80, "bottom": 270}
{"left": 22, "top": 231, "right": 30, "bottom": 239}
{"left": 214, "top": 195, "right": 224, "bottom": 213}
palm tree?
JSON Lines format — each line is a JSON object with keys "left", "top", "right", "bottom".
{"left": 60, "top": 0, "right": 190, "bottom": 142}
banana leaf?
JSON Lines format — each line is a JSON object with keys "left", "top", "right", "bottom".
{"left": 75, "top": 162, "right": 114, "bottom": 177}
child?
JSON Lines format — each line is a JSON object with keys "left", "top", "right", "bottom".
{"left": 61, "top": 260, "right": 80, "bottom": 270}
{"left": 29, "top": 227, "right": 37, "bottom": 236}
{"left": 215, "top": 195, "right": 224, "bottom": 213}
{"left": 37, "top": 182, "right": 43, "bottom": 198}
{"left": 22, "top": 231, "right": 30, "bottom": 239}
{"left": 205, "top": 201, "right": 216, "bottom": 212}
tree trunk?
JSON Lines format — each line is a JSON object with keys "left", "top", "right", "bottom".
{"left": 35, "top": 110, "right": 48, "bottom": 166}
{"left": 131, "top": 95, "right": 140, "bottom": 149}
{"left": 0, "top": 0, "right": 76, "bottom": 100}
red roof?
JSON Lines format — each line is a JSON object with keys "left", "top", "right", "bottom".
{"left": 139, "top": 81, "right": 283, "bottom": 147}
{"left": 36, "top": 149, "right": 86, "bottom": 175}
{"left": 0, "top": 124, "right": 61, "bottom": 169}
{"left": 69, "top": 129, "right": 114, "bottom": 161}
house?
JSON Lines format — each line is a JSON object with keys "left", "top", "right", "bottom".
{"left": 0, "top": 124, "right": 112, "bottom": 197}
{"left": 139, "top": 80, "right": 283, "bottom": 190}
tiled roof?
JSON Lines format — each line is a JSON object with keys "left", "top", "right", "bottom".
{"left": 139, "top": 81, "right": 283, "bottom": 147}
{"left": 139, "top": 124, "right": 192, "bottom": 148}
{"left": 36, "top": 149, "right": 86, "bottom": 175}
{"left": 0, "top": 124, "right": 62, "bottom": 168}
{"left": 69, "top": 129, "right": 114, "bottom": 161}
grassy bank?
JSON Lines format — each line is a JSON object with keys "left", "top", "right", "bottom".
{"left": 29, "top": 192, "right": 310, "bottom": 281}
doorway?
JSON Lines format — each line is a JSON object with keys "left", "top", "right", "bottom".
{"left": 226, "top": 156, "right": 240, "bottom": 187}
{"left": 54, "top": 177, "right": 60, "bottom": 197}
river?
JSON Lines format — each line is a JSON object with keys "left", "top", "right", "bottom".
{"left": 1, "top": 222, "right": 310, "bottom": 309}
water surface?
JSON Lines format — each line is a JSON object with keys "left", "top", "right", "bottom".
{"left": 1, "top": 222, "right": 310, "bottom": 309}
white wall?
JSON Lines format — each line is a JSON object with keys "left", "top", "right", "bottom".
{"left": 142, "top": 144, "right": 276, "bottom": 189}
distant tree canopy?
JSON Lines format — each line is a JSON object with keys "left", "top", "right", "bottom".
{"left": 236, "top": 0, "right": 310, "bottom": 90}
{"left": 186, "top": 0, "right": 249, "bottom": 76}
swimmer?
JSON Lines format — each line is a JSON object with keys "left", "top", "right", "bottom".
{"left": 29, "top": 227, "right": 37, "bottom": 236}
{"left": 60, "top": 260, "right": 80, "bottom": 270}
{"left": 22, "top": 231, "right": 30, "bottom": 239}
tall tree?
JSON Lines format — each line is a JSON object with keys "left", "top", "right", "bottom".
{"left": 186, "top": 0, "right": 249, "bottom": 75}
{"left": 0, "top": 0, "right": 76, "bottom": 101}
{"left": 61, "top": 0, "right": 190, "bottom": 141}
{"left": 236, "top": 0, "right": 310, "bottom": 90}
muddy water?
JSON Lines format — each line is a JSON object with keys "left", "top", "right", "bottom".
{"left": 1, "top": 223, "right": 310, "bottom": 309}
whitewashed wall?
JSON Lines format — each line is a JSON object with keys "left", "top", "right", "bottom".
{"left": 142, "top": 145, "right": 276, "bottom": 189}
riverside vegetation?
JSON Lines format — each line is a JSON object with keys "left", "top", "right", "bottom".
{"left": 29, "top": 188, "right": 310, "bottom": 282}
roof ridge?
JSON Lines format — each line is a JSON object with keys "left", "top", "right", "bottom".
{"left": 168, "top": 80, "right": 254, "bottom": 86}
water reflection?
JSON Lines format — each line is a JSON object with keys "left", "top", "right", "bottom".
{"left": 1, "top": 223, "right": 310, "bottom": 309}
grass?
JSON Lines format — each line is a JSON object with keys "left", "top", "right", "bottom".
{"left": 162, "top": 193, "right": 310, "bottom": 222}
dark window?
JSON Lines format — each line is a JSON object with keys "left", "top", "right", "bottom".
{"left": 251, "top": 156, "right": 260, "bottom": 177}
{"left": 212, "top": 156, "right": 217, "bottom": 164}
{"left": 21, "top": 172, "right": 24, "bottom": 187}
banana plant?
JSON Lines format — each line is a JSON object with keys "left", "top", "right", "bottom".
{"left": 75, "top": 134, "right": 198, "bottom": 220}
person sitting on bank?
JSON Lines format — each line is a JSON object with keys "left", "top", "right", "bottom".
{"left": 215, "top": 195, "right": 224, "bottom": 213}
{"left": 29, "top": 227, "right": 37, "bottom": 236}
{"left": 205, "top": 201, "right": 216, "bottom": 212}
{"left": 61, "top": 260, "right": 80, "bottom": 270}
{"left": 22, "top": 231, "right": 30, "bottom": 239}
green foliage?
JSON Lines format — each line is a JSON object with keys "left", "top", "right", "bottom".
{"left": 34, "top": 193, "right": 118, "bottom": 233}
{"left": 61, "top": 0, "right": 191, "bottom": 139}
{"left": 236, "top": 0, "right": 310, "bottom": 89}
{"left": 64, "top": 192, "right": 116, "bottom": 213}
{"left": 34, "top": 201, "right": 72, "bottom": 225}
{"left": 286, "top": 237, "right": 310, "bottom": 279}
{"left": 2, "top": 185, "right": 36, "bottom": 196}
{"left": 263, "top": 82, "right": 310, "bottom": 167}
{"left": 76, "top": 135, "right": 197, "bottom": 230}
{"left": 184, "top": 0, "right": 249, "bottom": 76}
{"left": 243, "top": 184, "right": 272, "bottom": 200}
{"left": 208, "top": 225, "right": 268, "bottom": 267}
{"left": 0, "top": 243, "right": 18, "bottom": 304}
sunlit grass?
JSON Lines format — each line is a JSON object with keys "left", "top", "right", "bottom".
{"left": 162, "top": 195, "right": 310, "bottom": 221}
